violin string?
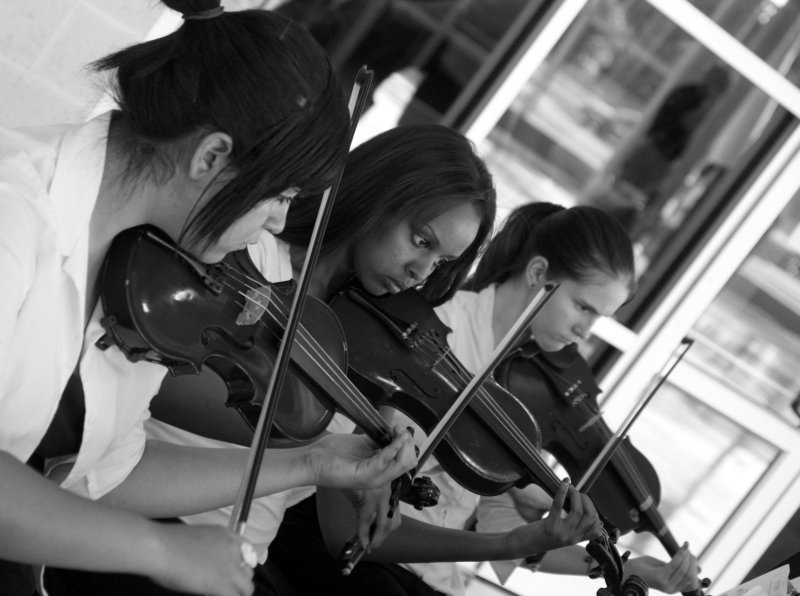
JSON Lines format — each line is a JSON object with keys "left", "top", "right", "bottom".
{"left": 208, "top": 264, "right": 640, "bottom": 510}
{"left": 212, "top": 267, "right": 390, "bottom": 438}
{"left": 414, "top": 333, "right": 563, "bottom": 489}
{"left": 410, "top": 330, "right": 661, "bottom": 545}
{"left": 230, "top": 286, "right": 389, "bottom": 437}
{"left": 565, "top": 388, "right": 659, "bottom": 510}
{"left": 520, "top": 356, "right": 663, "bottom": 521}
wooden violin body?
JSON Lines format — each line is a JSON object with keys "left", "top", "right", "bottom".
{"left": 496, "top": 342, "right": 704, "bottom": 596}
{"left": 330, "top": 283, "right": 545, "bottom": 496}
{"left": 330, "top": 283, "right": 648, "bottom": 595}
{"left": 495, "top": 342, "right": 662, "bottom": 534}
{"left": 99, "top": 225, "right": 379, "bottom": 446}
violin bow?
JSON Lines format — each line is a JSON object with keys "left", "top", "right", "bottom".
{"left": 229, "top": 67, "right": 375, "bottom": 535}
{"left": 576, "top": 337, "right": 711, "bottom": 596}
{"left": 416, "top": 283, "right": 560, "bottom": 469}
{"left": 335, "top": 283, "right": 560, "bottom": 575}
{"left": 575, "top": 337, "right": 693, "bottom": 494}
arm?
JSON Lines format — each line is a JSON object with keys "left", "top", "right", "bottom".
{"left": 316, "top": 480, "right": 603, "bottom": 563}
{"left": 100, "top": 428, "right": 415, "bottom": 518}
{"left": 477, "top": 486, "right": 701, "bottom": 593}
{"left": 0, "top": 452, "right": 253, "bottom": 596}
{"left": 531, "top": 543, "right": 701, "bottom": 593}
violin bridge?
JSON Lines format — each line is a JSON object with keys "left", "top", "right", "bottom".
{"left": 236, "top": 285, "right": 271, "bottom": 325}
{"left": 400, "top": 322, "right": 420, "bottom": 345}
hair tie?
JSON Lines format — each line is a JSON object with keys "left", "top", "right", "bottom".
{"left": 183, "top": 6, "right": 224, "bottom": 20}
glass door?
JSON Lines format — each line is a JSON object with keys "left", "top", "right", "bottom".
{"left": 273, "top": 0, "right": 800, "bottom": 592}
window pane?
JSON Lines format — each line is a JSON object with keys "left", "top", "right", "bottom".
{"left": 691, "top": 190, "right": 800, "bottom": 423}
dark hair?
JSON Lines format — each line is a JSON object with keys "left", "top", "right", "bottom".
{"left": 92, "top": 0, "right": 350, "bottom": 250}
{"left": 279, "top": 125, "right": 496, "bottom": 305}
{"left": 465, "top": 202, "right": 635, "bottom": 293}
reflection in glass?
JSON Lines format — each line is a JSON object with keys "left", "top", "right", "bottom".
{"left": 618, "top": 384, "right": 777, "bottom": 559}
{"left": 692, "top": 190, "right": 800, "bottom": 423}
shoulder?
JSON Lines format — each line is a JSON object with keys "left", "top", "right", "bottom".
{"left": 0, "top": 126, "right": 70, "bottom": 279}
{"left": 0, "top": 123, "right": 71, "bottom": 194}
{"left": 434, "top": 288, "right": 486, "bottom": 328}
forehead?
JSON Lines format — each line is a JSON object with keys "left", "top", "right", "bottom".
{"left": 421, "top": 203, "right": 481, "bottom": 256}
{"left": 559, "top": 271, "right": 632, "bottom": 316}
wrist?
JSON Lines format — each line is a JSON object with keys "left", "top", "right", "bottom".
{"left": 256, "top": 444, "right": 316, "bottom": 492}
{"left": 503, "top": 522, "right": 546, "bottom": 560}
{"left": 294, "top": 443, "right": 318, "bottom": 487}
{"left": 138, "top": 519, "right": 174, "bottom": 579}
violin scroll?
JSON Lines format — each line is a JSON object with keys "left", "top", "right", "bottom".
{"left": 586, "top": 534, "right": 648, "bottom": 596}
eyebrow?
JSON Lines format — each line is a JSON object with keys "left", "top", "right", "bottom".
{"left": 422, "top": 221, "right": 464, "bottom": 260}
{"left": 578, "top": 299, "right": 602, "bottom": 316}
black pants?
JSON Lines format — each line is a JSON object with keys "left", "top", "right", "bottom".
{"left": 269, "top": 495, "right": 444, "bottom": 596}
{"left": 0, "top": 559, "right": 38, "bottom": 596}
{"left": 42, "top": 561, "right": 290, "bottom": 596}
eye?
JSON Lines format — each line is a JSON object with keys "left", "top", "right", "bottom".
{"left": 276, "top": 187, "right": 301, "bottom": 205}
{"left": 412, "top": 232, "right": 431, "bottom": 249}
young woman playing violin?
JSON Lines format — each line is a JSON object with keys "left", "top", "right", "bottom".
{"left": 464, "top": 202, "right": 702, "bottom": 594}
{"left": 132, "top": 124, "right": 500, "bottom": 596}
{"left": 0, "top": 3, "right": 416, "bottom": 596}
{"left": 267, "top": 201, "right": 700, "bottom": 596}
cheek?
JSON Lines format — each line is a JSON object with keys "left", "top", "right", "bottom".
{"left": 358, "top": 236, "right": 399, "bottom": 272}
{"left": 531, "top": 302, "right": 568, "bottom": 336}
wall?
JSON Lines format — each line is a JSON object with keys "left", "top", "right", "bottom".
{"left": 0, "top": 0, "right": 165, "bottom": 128}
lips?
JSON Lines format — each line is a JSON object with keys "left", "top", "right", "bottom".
{"left": 385, "top": 278, "right": 404, "bottom": 293}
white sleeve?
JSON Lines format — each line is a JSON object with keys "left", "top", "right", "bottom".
{"left": 0, "top": 176, "right": 39, "bottom": 399}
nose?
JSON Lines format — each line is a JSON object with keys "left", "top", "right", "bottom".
{"left": 573, "top": 324, "right": 589, "bottom": 340}
{"left": 572, "top": 314, "right": 599, "bottom": 340}
{"left": 407, "top": 254, "right": 439, "bottom": 285}
{"left": 263, "top": 200, "right": 291, "bottom": 235}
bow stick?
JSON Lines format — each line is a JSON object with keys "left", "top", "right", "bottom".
{"left": 415, "top": 283, "right": 560, "bottom": 468}
{"left": 575, "top": 337, "right": 693, "bottom": 493}
{"left": 575, "top": 337, "right": 711, "bottom": 595}
{"left": 229, "top": 67, "right": 375, "bottom": 535}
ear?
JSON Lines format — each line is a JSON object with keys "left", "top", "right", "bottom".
{"left": 188, "top": 132, "right": 234, "bottom": 181}
{"left": 524, "top": 255, "right": 549, "bottom": 289}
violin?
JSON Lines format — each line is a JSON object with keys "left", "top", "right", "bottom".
{"left": 329, "top": 282, "right": 647, "bottom": 596}
{"left": 100, "top": 226, "right": 400, "bottom": 449}
{"left": 99, "top": 225, "right": 441, "bottom": 516}
{"left": 495, "top": 341, "right": 707, "bottom": 596}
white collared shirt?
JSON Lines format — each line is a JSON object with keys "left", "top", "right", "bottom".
{"left": 143, "top": 232, "right": 312, "bottom": 561}
{"left": 0, "top": 113, "right": 167, "bottom": 498}
{"left": 390, "top": 287, "right": 498, "bottom": 596}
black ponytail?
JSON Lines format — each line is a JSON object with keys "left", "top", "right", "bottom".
{"left": 465, "top": 202, "right": 635, "bottom": 293}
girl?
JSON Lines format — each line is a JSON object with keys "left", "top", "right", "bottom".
{"left": 268, "top": 202, "right": 700, "bottom": 595}
{"left": 0, "top": 3, "right": 415, "bottom": 596}
{"left": 117, "top": 124, "right": 501, "bottom": 596}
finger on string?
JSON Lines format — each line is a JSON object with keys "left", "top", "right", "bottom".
{"left": 550, "top": 479, "right": 569, "bottom": 515}
{"left": 565, "top": 486, "right": 583, "bottom": 518}
{"left": 668, "top": 548, "right": 692, "bottom": 586}
{"left": 587, "top": 517, "right": 605, "bottom": 540}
